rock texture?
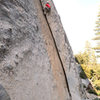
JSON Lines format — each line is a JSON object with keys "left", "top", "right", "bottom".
{"left": 0, "top": 84, "right": 11, "bottom": 100}
{"left": 0, "top": 0, "right": 87, "bottom": 100}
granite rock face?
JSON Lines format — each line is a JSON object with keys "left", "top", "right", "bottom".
{"left": 0, "top": 0, "right": 87, "bottom": 100}
{"left": 0, "top": 84, "right": 11, "bottom": 100}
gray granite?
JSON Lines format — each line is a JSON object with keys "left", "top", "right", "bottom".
{"left": 0, "top": 0, "right": 87, "bottom": 100}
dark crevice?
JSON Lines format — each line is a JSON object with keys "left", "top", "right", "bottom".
{"left": 45, "top": 15, "right": 72, "bottom": 98}
{"left": 39, "top": 0, "right": 72, "bottom": 99}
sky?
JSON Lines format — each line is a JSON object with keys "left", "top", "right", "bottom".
{"left": 53, "top": 0, "right": 100, "bottom": 54}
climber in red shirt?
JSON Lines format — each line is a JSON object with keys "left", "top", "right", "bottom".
{"left": 44, "top": 1, "right": 51, "bottom": 14}
{"left": 46, "top": 2, "right": 51, "bottom": 8}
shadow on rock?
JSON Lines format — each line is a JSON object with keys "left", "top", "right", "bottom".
{"left": 0, "top": 84, "right": 11, "bottom": 100}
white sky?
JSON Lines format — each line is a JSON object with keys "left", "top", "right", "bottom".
{"left": 53, "top": 0, "right": 100, "bottom": 54}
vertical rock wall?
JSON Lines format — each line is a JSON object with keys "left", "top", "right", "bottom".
{"left": 0, "top": 0, "right": 86, "bottom": 100}
{"left": 40, "top": 0, "right": 87, "bottom": 100}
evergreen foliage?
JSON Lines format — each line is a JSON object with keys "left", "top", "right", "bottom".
{"left": 75, "top": 41, "right": 100, "bottom": 96}
{"left": 93, "top": 8, "right": 100, "bottom": 55}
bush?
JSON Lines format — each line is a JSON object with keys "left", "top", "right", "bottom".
{"left": 96, "top": 86, "right": 100, "bottom": 90}
{"left": 88, "top": 89, "right": 97, "bottom": 95}
{"left": 80, "top": 70, "right": 87, "bottom": 79}
{"left": 97, "top": 91, "right": 100, "bottom": 96}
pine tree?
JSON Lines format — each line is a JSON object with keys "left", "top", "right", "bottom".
{"left": 93, "top": 8, "right": 100, "bottom": 58}
{"left": 84, "top": 41, "right": 97, "bottom": 66}
{"left": 75, "top": 41, "right": 97, "bottom": 66}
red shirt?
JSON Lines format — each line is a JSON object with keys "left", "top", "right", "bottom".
{"left": 46, "top": 3, "right": 51, "bottom": 8}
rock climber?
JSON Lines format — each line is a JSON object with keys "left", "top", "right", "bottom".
{"left": 44, "top": 1, "right": 51, "bottom": 14}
